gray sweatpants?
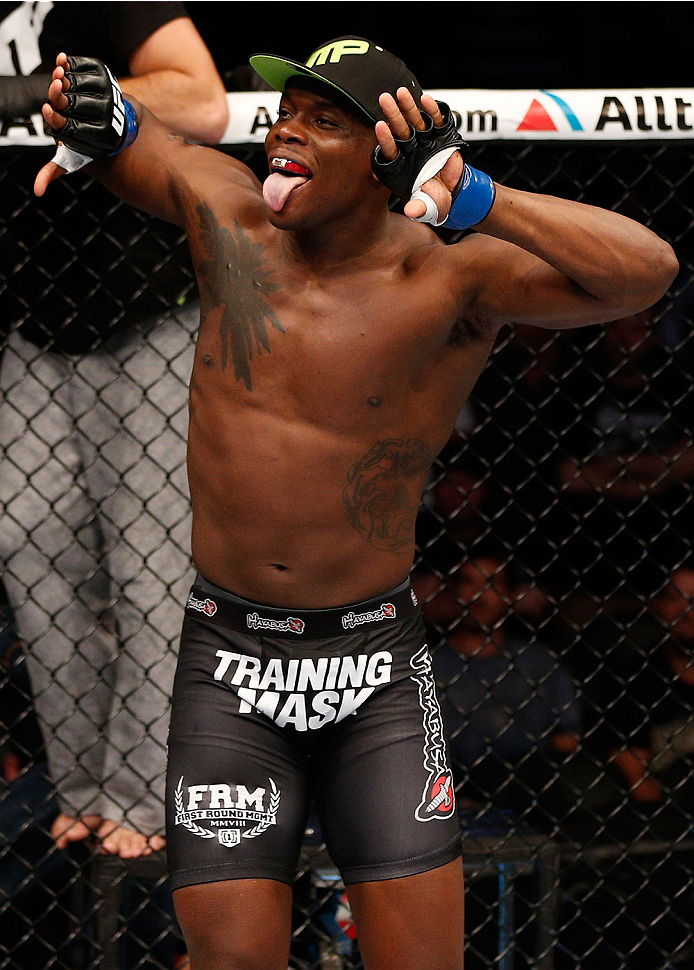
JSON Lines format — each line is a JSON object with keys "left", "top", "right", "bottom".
{"left": 0, "top": 307, "right": 197, "bottom": 834}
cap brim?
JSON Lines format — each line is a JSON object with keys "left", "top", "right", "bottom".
{"left": 249, "top": 54, "right": 376, "bottom": 122}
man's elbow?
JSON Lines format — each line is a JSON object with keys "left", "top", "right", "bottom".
{"left": 643, "top": 240, "right": 679, "bottom": 303}
{"left": 615, "top": 239, "right": 679, "bottom": 314}
{"left": 194, "top": 94, "right": 229, "bottom": 145}
{"left": 651, "top": 240, "right": 679, "bottom": 295}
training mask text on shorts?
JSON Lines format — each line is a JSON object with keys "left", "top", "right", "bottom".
{"left": 213, "top": 649, "right": 393, "bottom": 731}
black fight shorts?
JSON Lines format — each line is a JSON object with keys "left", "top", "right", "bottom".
{"left": 166, "top": 575, "right": 462, "bottom": 890}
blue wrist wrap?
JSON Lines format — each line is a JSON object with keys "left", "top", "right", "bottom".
{"left": 110, "top": 99, "right": 139, "bottom": 155}
{"left": 443, "top": 165, "right": 496, "bottom": 230}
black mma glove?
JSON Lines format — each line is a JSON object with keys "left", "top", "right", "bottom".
{"left": 372, "top": 101, "right": 468, "bottom": 198}
{"left": 371, "top": 100, "right": 495, "bottom": 229}
{"left": 49, "top": 55, "right": 138, "bottom": 173}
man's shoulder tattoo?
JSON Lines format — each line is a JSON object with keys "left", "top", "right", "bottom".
{"left": 343, "top": 438, "right": 432, "bottom": 552}
{"left": 195, "top": 203, "right": 284, "bottom": 391}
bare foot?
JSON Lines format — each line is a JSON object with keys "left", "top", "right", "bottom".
{"left": 97, "top": 819, "right": 166, "bottom": 858}
{"left": 51, "top": 812, "right": 103, "bottom": 849}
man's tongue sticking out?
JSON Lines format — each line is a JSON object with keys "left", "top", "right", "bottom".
{"left": 263, "top": 159, "right": 311, "bottom": 212}
{"left": 263, "top": 173, "right": 308, "bottom": 212}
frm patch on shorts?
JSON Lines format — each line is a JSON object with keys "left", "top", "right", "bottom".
{"left": 174, "top": 776, "right": 281, "bottom": 847}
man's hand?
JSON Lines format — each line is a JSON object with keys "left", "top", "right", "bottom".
{"left": 34, "top": 53, "right": 70, "bottom": 197}
{"left": 42, "top": 51, "right": 70, "bottom": 132}
{"left": 35, "top": 53, "right": 139, "bottom": 197}
{"left": 374, "top": 87, "right": 465, "bottom": 222}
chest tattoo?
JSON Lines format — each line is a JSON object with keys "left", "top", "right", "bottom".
{"left": 195, "top": 205, "right": 284, "bottom": 390}
{"left": 343, "top": 438, "right": 432, "bottom": 552}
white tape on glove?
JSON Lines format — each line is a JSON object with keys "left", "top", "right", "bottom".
{"left": 51, "top": 143, "right": 93, "bottom": 174}
{"left": 409, "top": 146, "right": 458, "bottom": 226}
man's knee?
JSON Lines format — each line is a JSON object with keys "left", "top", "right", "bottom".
{"left": 174, "top": 879, "right": 293, "bottom": 970}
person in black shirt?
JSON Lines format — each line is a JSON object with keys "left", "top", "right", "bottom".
{"left": 0, "top": 1, "right": 228, "bottom": 857}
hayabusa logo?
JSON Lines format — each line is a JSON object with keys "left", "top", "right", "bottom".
{"left": 341, "top": 602, "right": 396, "bottom": 630}
{"left": 247, "top": 613, "right": 305, "bottom": 634}
{"left": 187, "top": 593, "right": 218, "bottom": 616}
{"left": 410, "top": 646, "right": 455, "bottom": 822}
{"left": 424, "top": 772, "right": 454, "bottom": 815}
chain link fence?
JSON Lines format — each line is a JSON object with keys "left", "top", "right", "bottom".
{"left": 1, "top": 118, "right": 693, "bottom": 969}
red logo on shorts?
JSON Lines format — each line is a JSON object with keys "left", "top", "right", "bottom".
{"left": 426, "top": 773, "right": 454, "bottom": 815}
{"left": 187, "top": 593, "right": 218, "bottom": 617}
{"left": 382, "top": 603, "right": 396, "bottom": 618}
{"left": 288, "top": 617, "right": 305, "bottom": 634}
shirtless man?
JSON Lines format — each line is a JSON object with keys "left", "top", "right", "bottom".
{"left": 36, "top": 36, "right": 677, "bottom": 970}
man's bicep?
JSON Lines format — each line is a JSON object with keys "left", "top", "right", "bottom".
{"left": 93, "top": 114, "right": 258, "bottom": 229}
{"left": 454, "top": 235, "right": 617, "bottom": 332}
{"left": 71, "top": 82, "right": 258, "bottom": 232}
{"left": 89, "top": 106, "right": 194, "bottom": 225}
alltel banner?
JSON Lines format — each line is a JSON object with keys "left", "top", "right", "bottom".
{"left": 3, "top": 89, "right": 694, "bottom": 146}
{"left": 222, "top": 88, "right": 694, "bottom": 145}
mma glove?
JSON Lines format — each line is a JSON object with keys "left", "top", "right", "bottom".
{"left": 371, "top": 100, "right": 495, "bottom": 230}
{"left": 49, "top": 55, "right": 138, "bottom": 173}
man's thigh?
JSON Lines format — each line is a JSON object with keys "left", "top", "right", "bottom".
{"left": 347, "top": 858, "right": 465, "bottom": 970}
{"left": 165, "top": 618, "right": 313, "bottom": 889}
{"left": 166, "top": 730, "right": 310, "bottom": 888}
{"left": 313, "top": 643, "right": 462, "bottom": 884}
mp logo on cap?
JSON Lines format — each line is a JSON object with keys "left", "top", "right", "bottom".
{"left": 306, "top": 39, "right": 378, "bottom": 67}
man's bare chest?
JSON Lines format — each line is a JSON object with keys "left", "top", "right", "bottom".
{"left": 190, "top": 212, "right": 489, "bottom": 413}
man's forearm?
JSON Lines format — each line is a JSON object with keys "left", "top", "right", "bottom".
{"left": 121, "top": 70, "right": 227, "bottom": 144}
{"left": 481, "top": 184, "right": 678, "bottom": 312}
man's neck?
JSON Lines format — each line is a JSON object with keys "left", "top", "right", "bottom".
{"left": 282, "top": 206, "right": 395, "bottom": 277}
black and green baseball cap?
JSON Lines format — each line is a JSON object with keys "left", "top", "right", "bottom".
{"left": 249, "top": 36, "right": 423, "bottom": 124}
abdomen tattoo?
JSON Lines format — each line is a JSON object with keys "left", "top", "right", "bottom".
{"left": 343, "top": 439, "right": 432, "bottom": 552}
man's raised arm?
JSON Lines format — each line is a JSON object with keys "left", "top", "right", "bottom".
{"left": 375, "top": 88, "right": 679, "bottom": 332}
{"left": 34, "top": 54, "right": 252, "bottom": 228}
{"left": 459, "top": 185, "right": 679, "bottom": 331}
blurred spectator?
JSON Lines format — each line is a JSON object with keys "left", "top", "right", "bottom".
{"left": 416, "top": 458, "right": 491, "bottom": 573}
{"left": 0, "top": 2, "right": 227, "bottom": 861}
{"left": 553, "top": 308, "right": 692, "bottom": 613}
{"left": 1, "top": 576, "right": 66, "bottom": 970}
{"left": 0, "top": 577, "right": 44, "bottom": 781}
{"left": 462, "top": 324, "right": 582, "bottom": 581}
{"left": 557, "top": 564, "right": 694, "bottom": 969}
{"left": 581, "top": 564, "right": 694, "bottom": 832}
{"left": 413, "top": 549, "right": 581, "bottom": 824}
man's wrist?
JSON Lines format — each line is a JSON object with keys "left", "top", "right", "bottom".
{"left": 110, "top": 99, "right": 139, "bottom": 154}
{"left": 443, "top": 166, "right": 496, "bottom": 230}
{"left": 51, "top": 97, "right": 139, "bottom": 175}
